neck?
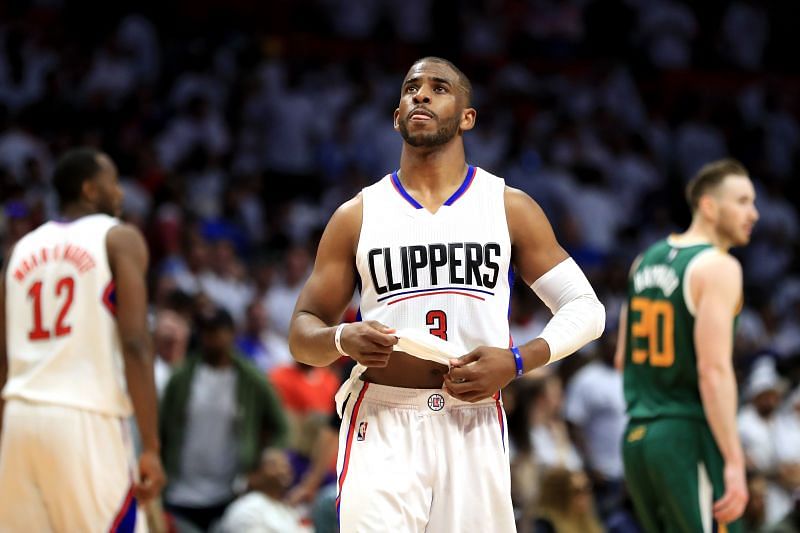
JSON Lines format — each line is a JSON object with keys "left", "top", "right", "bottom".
{"left": 203, "top": 352, "right": 233, "bottom": 368}
{"left": 677, "top": 218, "right": 731, "bottom": 252}
{"left": 258, "top": 486, "right": 284, "bottom": 500}
{"left": 60, "top": 203, "right": 96, "bottom": 221}
{"left": 398, "top": 139, "right": 467, "bottom": 190}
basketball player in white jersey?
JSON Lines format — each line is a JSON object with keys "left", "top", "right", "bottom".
{"left": 0, "top": 148, "right": 165, "bottom": 531}
{"left": 289, "top": 57, "right": 606, "bottom": 532}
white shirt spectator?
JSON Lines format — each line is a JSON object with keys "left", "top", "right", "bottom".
{"left": 216, "top": 491, "right": 312, "bottom": 533}
{"left": 564, "top": 360, "right": 627, "bottom": 480}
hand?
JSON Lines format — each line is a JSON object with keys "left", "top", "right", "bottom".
{"left": 713, "top": 462, "right": 748, "bottom": 524}
{"left": 285, "top": 480, "right": 319, "bottom": 506}
{"left": 340, "top": 321, "right": 398, "bottom": 367}
{"left": 135, "top": 450, "right": 166, "bottom": 502}
{"left": 443, "top": 346, "right": 517, "bottom": 402}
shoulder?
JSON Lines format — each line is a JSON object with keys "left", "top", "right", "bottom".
{"left": 690, "top": 250, "right": 742, "bottom": 287}
{"left": 234, "top": 354, "right": 269, "bottom": 384}
{"left": 106, "top": 222, "right": 147, "bottom": 253}
{"left": 503, "top": 185, "right": 541, "bottom": 211}
{"left": 326, "top": 192, "right": 363, "bottom": 234}
{"left": 503, "top": 186, "right": 550, "bottom": 226}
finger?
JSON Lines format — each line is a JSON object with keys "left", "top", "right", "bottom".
{"left": 366, "top": 321, "right": 397, "bottom": 335}
{"left": 447, "top": 388, "right": 488, "bottom": 403}
{"left": 360, "top": 345, "right": 394, "bottom": 355}
{"left": 358, "top": 356, "right": 391, "bottom": 367}
{"left": 450, "top": 352, "right": 480, "bottom": 368}
{"left": 134, "top": 479, "right": 156, "bottom": 502}
{"left": 443, "top": 375, "right": 481, "bottom": 395}
{"left": 364, "top": 328, "right": 399, "bottom": 347}
{"left": 447, "top": 365, "right": 476, "bottom": 383}
{"left": 713, "top": 494, "right": 743, "bottom": 523}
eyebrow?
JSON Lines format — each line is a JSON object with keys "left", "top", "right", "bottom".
{"left": 403, "top": 76, "right": 453, "bottom": 87}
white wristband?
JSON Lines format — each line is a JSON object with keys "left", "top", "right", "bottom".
{"left": 334, "top": 323, "right": 351, "bottom": 358}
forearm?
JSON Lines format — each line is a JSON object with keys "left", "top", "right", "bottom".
{"left": 530, "top": 258, "right": 606, "bottom": 367}
{"left": 0, "top": 358, "right": 6, "bottom": 436}
{"left": 123, "top": 340, "right": 160, "bottom": 453}
{"left": 288, "top": 311, "right": 342, "bottom": 367}
{"left": 300, "top": 428, "right": 338, "bottom": 489}
{"left": 699, "top": 365, "right": 744, "bottom": 466}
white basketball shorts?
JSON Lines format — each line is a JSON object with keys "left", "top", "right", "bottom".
{"left": 335, "top": 381, "right": 515, "bottom": 532}
{"left": 0, "top": 399, "right": 145, "bottom": 532}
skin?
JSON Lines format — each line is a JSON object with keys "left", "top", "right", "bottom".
{"left": 0, "top": 153, "right": 166, "bottom": 502}
{"left": 289, "top": 60, "right": 569, "bottom": 399}
{"left": 615, "top": 173, "right": 758, "bottom": 524}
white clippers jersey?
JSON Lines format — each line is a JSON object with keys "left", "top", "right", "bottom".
{"left": 3, "top": 214, "right": 132, "bottom": 417}
{"left": 356, "top": 166, "right": 512, "bottom": 353}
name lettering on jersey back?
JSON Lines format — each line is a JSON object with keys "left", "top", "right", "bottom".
{"left": 633, "top": 264, "right": 679, "bottom": 297}
{"left": 13, "top": 244, "right": 97, "bottom": 283}
{"left": 367, "top": 242, "right": 501, "bottom": 295}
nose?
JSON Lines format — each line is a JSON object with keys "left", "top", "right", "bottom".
{"left": 412, "top": 85, "right": 432, "bottom": 104}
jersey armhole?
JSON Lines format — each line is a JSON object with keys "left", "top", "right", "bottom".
{"left": 683, "top": 248, "right": 720, "bottom": 316}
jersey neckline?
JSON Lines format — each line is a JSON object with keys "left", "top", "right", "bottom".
{"left": 390, "top": 165, "right": 477, "bottom": 212}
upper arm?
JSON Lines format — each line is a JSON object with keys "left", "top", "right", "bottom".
{"left": 0, "top": 245, "right": 15, "bottom": 375}
{"left": 692, "top": 253, "right": 742, "bottom": 373}
{"left": 106, "top": 224, "right": 149, "bottom": 349}
{"left": 614, "top": 303, "right": 628, "bottom": 371}
{"left": 504, "top": 187, "right": 569, "bottom": 285}
{"left": 292, "top": 195, "right": 362, "bottom": 326}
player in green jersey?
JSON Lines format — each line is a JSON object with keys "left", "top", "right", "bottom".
{"left": 616, "top": 159, "right": 758, "bottom": 532}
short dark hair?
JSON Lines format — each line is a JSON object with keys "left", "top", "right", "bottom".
{"left": 196, "top": 307, "right": 235, "bottom": 332}
{"left": 686, "top": 158, "right": 749, "bottom": 213}
{"left": 410, "top": 56, "right": 473, "bottom": 105}
{"left": 52, "top": 147, "right": 103, "bottom": 207}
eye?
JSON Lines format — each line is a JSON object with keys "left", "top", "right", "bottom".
{"left": 435, "top": 86, "right": 447, "bottom": 93}
{"left": 405, "top": 85, "right": 418, "bottom": 94}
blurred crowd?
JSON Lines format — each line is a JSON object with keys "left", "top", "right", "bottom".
{"left": 0, "top": 0, "right": 799, "bottom": 531}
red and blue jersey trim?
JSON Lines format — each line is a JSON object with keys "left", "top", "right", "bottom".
{"left": 391, "top": 166, "right": 476, "bottom": 209}
{"left": 336, "top": 382, "right": 370, "bottom": 523}
{"left": 102, "top": 281, "right": 117, "bottom": 316}
{"left": 109, "top": 484, "right": 136, "bottom": 533}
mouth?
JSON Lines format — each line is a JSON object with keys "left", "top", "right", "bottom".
{"left": 408, "top": 108, "right": 435, "bottom": 121}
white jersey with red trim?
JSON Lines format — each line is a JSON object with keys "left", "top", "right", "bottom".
{"left": 356, "top": 165, "right": 512, "bottom": 354}
{"left": 3, "top": 214, "right": 132, "bottom": 417}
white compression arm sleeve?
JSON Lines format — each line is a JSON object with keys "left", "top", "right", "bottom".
{"left": 531, "top": 258, "right": 606, "bottom": 363}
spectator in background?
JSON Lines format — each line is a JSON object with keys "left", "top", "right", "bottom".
{"left": 739, "top": 357, "right": 791, "bottom": 524}
{"left": 236, "top": 300, "right": 293, "bottom": 372}
{"left": 533, "top": 467, "right": 604, "bottom": 533}
{"left": 263, "top": 244, "right": 311, "bottom": 338}
{"left": 160, "top": 308, "right": 288, "bottom": 530}
{"left": 216, "top": 448, "right": 312, "bottom": 533}
{"left": 504, "top": 378, "right": 543, "bottom": 533}
{"left": 530, "top": 375, "right": 583, "bottom": 472}
{"left": 564, "top": 333, "right": 627, "bottom": 521}
{"left": 152, "top": 308, "right": 190, "bottom": 397}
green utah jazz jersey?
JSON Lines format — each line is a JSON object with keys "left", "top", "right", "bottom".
{"left": 623, "top": 238, "right": 719, "bottom": 420}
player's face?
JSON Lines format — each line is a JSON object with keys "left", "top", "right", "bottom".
{"left": 92, "top": 154, "right": 124, "bottom": 217}
{"left": 712, "top": 174, "right": 759, "bottom": 247}
{"left": 394, "top": 62, "right": 475, "bottom": 148}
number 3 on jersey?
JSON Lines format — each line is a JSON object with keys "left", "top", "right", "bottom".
{"left": 426, "top": 310, "right": 448, "bottom": 341}
{"left": 630, "top": 297, "right": 674, "bottom": 367}
{"left": 27, "top": 277, "right": 76, "bottom": 341}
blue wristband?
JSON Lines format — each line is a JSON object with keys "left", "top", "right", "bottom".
{"left": 510, "top": 345, "right": 524, "bottom": 378}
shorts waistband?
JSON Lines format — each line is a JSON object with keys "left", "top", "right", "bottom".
{"left": 354, "top": 381, "right": 501, "bottom": 411}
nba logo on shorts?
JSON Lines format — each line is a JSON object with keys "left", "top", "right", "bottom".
{"left": 427, "top": 393, "right": 445, "bottom": 411}
{"left": 357, "top": 421, "right": 368, "bottom": 441}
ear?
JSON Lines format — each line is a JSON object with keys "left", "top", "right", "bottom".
{"left": 81, "top": 178, "right": 97, "bottom": 203}
{"left": 393, "top": 108, "right": 400, "bottom": 130}
{"left": 697, "top": 194, "right": 718, "bottom": 221}
{"left": 460, "top": 107, "right": 476, "bottom": 132}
